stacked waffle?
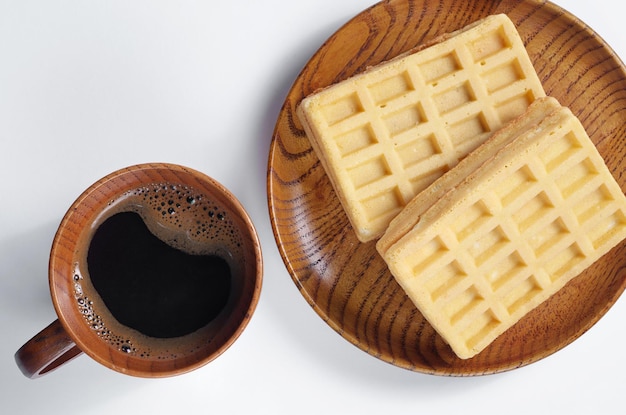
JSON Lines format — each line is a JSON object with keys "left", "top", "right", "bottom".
{"left": 297, "top": 14, "right": 626, "bottom": 359}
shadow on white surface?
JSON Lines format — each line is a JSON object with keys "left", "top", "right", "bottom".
{"left": 1, "top": 223, "right": 57, "bottom": 325}
{"left": 0, "top": 223, "right": 137, "bottom": 411}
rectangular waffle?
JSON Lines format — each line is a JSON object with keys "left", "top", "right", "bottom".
{"left": 297, "top": 14, "right": 546, "bottom": 242}
{"left": 377, "top": 97, "right": 562, "bottom": 255}
{"left": 377, "top": 97, "right": 626, "bottom": 359}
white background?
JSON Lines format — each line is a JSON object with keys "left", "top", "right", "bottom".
{"left": 1, "top": 1, "right": 623, "bottom": 414}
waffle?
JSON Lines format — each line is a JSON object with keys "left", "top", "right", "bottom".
{"left": 377, "top": 97, "right": 562, "bottom": 255}
{"left": 377, "top": 98, "right": 626, "bottom": 359}
{"left": 297, "top": 14, "right": 546, "bottom": 242}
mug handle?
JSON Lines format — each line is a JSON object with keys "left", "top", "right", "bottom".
{"left": 15, "top": 320, "right": 83, "bottom": 379}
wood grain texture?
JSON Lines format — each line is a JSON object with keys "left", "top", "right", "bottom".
{"left": 18, "top": 163, "right": 263, "bottom": 378}
{"left": 267, "top": 0, "right": 626, "bottom": 375}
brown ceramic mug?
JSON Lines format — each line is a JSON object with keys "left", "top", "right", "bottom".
{"left": 15, "top": 163, "right": 263, "bottom": 378}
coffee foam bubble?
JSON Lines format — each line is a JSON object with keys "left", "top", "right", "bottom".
{"left": 72, "top": 183, "right": 244, "bottom": 360}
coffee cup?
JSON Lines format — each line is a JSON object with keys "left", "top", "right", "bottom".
{"left": 15, "top": 163, "right": 263, "bottom": 378}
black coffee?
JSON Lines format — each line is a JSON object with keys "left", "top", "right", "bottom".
{"left": 87, "top": 211, "right": 231, "bottom": 338}
{"left": 72, "top": 182, "right": 244, "bottom": 358}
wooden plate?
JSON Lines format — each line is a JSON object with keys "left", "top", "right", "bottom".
{"left": 267, "top": 0, "right": 626, "bottom": 375}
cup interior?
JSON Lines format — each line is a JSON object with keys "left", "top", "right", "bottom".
{"left": 49, "top": 163, "right": 262, "bottom": 377}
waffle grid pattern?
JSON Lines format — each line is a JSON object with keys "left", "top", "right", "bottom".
{"left": 392, "top": 115, "right": 626, "bottom": 358}
{"left": 303, "top": 15, "right": 546, "bottom": 240}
